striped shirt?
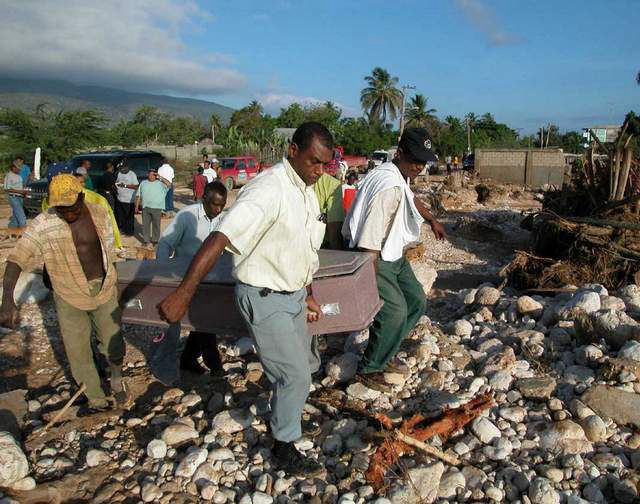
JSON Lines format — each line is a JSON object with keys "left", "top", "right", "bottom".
{"left": 8, "top": 203, "right": 118, "bottom": 310}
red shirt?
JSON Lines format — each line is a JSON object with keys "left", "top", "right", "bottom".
{"left": 193, "top": 173, "right": 207, "bottom": 198}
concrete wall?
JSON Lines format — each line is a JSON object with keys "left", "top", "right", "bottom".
{"left": 475, "top": 148, "right": 566, "bottom": 188}
{"left": 139, "top": 143, "right": 219, "bottom": 162}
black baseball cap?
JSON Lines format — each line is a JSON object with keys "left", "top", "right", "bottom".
{"left": 399, "top": 127, "right": 437, "bottom": 163}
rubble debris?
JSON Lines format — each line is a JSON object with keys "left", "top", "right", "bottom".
{"left": 365, "top": 393, "right": 494, "bottom": 488}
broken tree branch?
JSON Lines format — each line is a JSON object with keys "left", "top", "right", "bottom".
{"left": 366, "top": 392, "right": 495, "bottom": 488}
{"left": 38, "top": 383, "right": 86, "bottom": 436}
{"left": 394, "top": 430, "right": 461, "bottom": 465}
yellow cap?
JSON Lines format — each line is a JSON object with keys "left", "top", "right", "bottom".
{"left": 49, "top": 174, "right": 83, "bottom": 207}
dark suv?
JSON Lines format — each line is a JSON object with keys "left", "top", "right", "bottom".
{"left": 24, "top": 150, "right": 163, "bottom": 215}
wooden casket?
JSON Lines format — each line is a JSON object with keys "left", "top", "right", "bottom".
{"left": 117, "top": 250, "right": 382, "bottom": 336}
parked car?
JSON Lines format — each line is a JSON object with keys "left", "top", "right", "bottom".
{"left": 24, "top": 150, "right": 163, "bottom": 215}
{"left": 218, "top": 156, "right": 259, "bottom": 190}
{"left": 463, "top": 153, "right": 475, "bottom": 171}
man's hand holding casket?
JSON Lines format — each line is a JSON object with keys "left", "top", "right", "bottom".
{"left": 157, "top": 231, "right": 230, "bottom": 324}
{"left": 158, "top": 288, "right": 191, "bottom": 323}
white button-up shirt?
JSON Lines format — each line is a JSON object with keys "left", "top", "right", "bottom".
{"left": 217, "top": 158, "right": 325, "bottom": 291}
{"left": 157, "top": 203, "right": 223, "bottom": 260}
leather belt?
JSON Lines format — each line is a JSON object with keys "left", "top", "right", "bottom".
{"left": 259, "top": 288, "right": 296, "bottom": 297}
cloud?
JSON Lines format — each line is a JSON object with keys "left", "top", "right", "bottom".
{"left": 0, "top": 0, "right": 246, "bottom": 95}
{"left": 258, "top": 93, "right": 359, "bottom": 117}
{"left": 455, "top": 0, "right": 519, "bottom": 47}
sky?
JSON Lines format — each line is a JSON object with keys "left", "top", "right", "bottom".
{"left": 2, "top": 0, "right": 639, "bottom": 133}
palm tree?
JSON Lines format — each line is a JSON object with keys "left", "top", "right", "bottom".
{"left": 464, "top": 112, "right": 477, "bottom": 152}
{"left": 406, "top": 94, "right": 437, "bottom": 127}
{"left": 360, "top": 67, "right": 403, "bottom": 125}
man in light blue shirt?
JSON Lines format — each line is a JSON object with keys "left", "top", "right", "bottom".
{"left": 153, "top": 181, "right": 228, "bottom": 382}
{"left": 135, "top": 168, "right": 170, "bottom": 246}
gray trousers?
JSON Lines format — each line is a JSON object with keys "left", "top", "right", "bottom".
{"left": 142, "top": 207, "right": 162, "bottom": 244}
{"left": 235, "top": 283, "right": 320, "bottom": 442}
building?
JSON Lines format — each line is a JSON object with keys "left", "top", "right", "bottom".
{"left": 582, "top": 125, "right": 621, "bottom": 146}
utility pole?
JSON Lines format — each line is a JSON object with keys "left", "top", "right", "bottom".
{"left": 398, "top": 84, "right": 416, "bottom": 139}
{"left": 466, "top": 118, "right": 472, "bottom": 153}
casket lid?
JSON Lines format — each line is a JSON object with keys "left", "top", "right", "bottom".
{"left": 117, "top": 249, "right": 370, "bottom": 286}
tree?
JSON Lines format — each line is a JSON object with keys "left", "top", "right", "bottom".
{"left": 360, "top": 67, "right": 403, "bottom": 125}
{"left": 406, "top": 94, "right": 437, "bottom": 128}
{"left": 0, "top": 105, "right": 106, "bottom": 162}
{"left": 230, "top": 100, "right": 264, "bottom": 133}
{"left": 636, "top": 71, "right": 640, "bottom": 85}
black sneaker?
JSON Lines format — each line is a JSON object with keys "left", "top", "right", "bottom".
{"left": 272, "top": 440, "right": 324, "bottom": 477}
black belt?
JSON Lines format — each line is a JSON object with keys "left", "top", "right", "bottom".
{"left": 259, "top": 288, "right": 296, "bottom": 297}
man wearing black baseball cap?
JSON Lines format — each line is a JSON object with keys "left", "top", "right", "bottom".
{"left": 343, "top": 127, "right": 446, "bottom": 392}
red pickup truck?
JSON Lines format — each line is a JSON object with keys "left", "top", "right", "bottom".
{"left": 219, "top": 156, "right": 260, "bottom": 190}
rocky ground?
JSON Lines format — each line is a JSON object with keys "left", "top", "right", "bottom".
{"left": 5, "top": 181, "right": 640, "bottom": 503}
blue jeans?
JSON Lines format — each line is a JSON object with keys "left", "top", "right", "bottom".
{"left": 164, "top": 185, "right": 175, "bottom": 212}
{"left": 8, "top": 195, "right": 27, "bottom": 228}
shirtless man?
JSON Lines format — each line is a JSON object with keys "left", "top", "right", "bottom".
{"left": 0, "top": 175, "right": 127, "bottom": 411}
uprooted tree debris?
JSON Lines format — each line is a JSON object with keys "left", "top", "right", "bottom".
{"left": 503, "top": 112, "right": 640, "bottom": 290}
{"left": 365, "top": 392, "right": 495, "bottom": 489}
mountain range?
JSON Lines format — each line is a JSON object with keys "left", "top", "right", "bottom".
{"left": 0, "top": 78, "right": 235, "bottom": 124}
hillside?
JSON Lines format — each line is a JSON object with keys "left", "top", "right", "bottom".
{"left": 0, "top": 78, "right": 234, "bottom": 124}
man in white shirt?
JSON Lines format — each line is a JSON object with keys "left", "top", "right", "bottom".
{"left": 158, "top": 122, "right": 332, "bottom": 478}
{"left": 153, "top": 181, "right": 228, "bottom": 384}
{"left": 203, "top": 160, "right": 218, "bottom": 183}
{"left": 343, "top": 128, "right": 447, "bottom": 392}
{"left": 115, "top": 162, "right": 139, "bottom": 236}
{"left": 158, "top": 157, "right": 176, "bottom": 214}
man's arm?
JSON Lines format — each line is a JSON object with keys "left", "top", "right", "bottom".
{"left": 413, "top": 196, "right": 447, "bottom": 240}
{"left": 156, "top": 212, "right": 185, "bottom": 260}
{"left": 159, "top": 176, "right": 171, "bottom": 187}
{"left": 157, "top": 231, "right": 230, "bottom": 322}
{"left": 0, "top": 262, "right": 22, "bottom": 328}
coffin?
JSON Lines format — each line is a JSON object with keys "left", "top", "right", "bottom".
{"left": 117, "top": 250, "right": 382, "bottom": 336}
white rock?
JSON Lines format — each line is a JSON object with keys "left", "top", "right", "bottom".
{"left": 208, "top": 447, "right": 235, "bottom": 462}
{"left": 27, "top": 400, "right": 41, "bottom": 413}
{"left": 452, "top": 319, "right": 473, "bottom": 337}
{"left": 85, "top": 449, "right": 110, "bottom": 467}
{"left": 594, "top": 310, "right": 640, "bottom": 349}
{"left": 619, "top": 284, "right": 640, "bottom": 315}
{"left": 9, "top": 476, "right": 36, "bottom": 491}
{"left": 388, "top": 462, "right": 444, "bottom": 504}
{"left": 0, "top": 431, "right": 29, "bottom": 487}
{"left": 346, "top": 382, "right": 381, "bottom": 401}
{"left": 211, "top": 409, "right": 255, "bottom": 434}
{"left": 564, "top": 291, "right": 601, "bottom": 314}
{"left": 227, "top": 336, "right": 255, "bottom": 357}
{"left": 252, "top": 491, "right": 273, "bottom": 504}
{"left": 601, "top": 295, "right": 626, "bottom": 311}
{"left": 475, "top": 287, "right": 501, "bottom": 306}
{"left": 575, "top": 345, "right": 603, "bottom": 365}
{"left": 141, "top": 482, "right": 163, "bottom": 502}
{"left": 437, "top": 469, "right": 466, "bottom": 499}
{"left": 344, "top": 329, "right": 370, "bottom": 354}
{"left": 581, "top": 415, "right": 607, "bottom": 442}
{"left": 529, "top": 477, "right": 560, "bottom": 504}
{"left": 471, "top": 417, "right": 501, "bottom": 444}
{"left": 181, "top": 393, "right": 202, "bottom": 407}
{"left": 325, "top": 353, "right": 359, "bottom": 383}
{"left": 516, "top": 296, "right": 544, "bottom": 318}
{"left": 539, "top": 420, "right": 593, "bottom": 455}
{"left": 619, "top": 340, "right": 640, "bottom": 361}
{"left": 175, "top": 448, "right": 208, "bottom": 478}
{"left": 147, "top": 439, "right": 167, "bottom": 459}
{"left": 161, "top": 423, "right": 199, "bottom": 445}
{"left": 0, "top": 273, "right": 50, "bottom": 305}
{"left": 200, "top": 483, "right": 217, "bottom": 500}
{"left": 412, "top": 264, "right": 438, "bottom": 294}
{"left": 499, "top": 406, "right": 526, "bottom": 423}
